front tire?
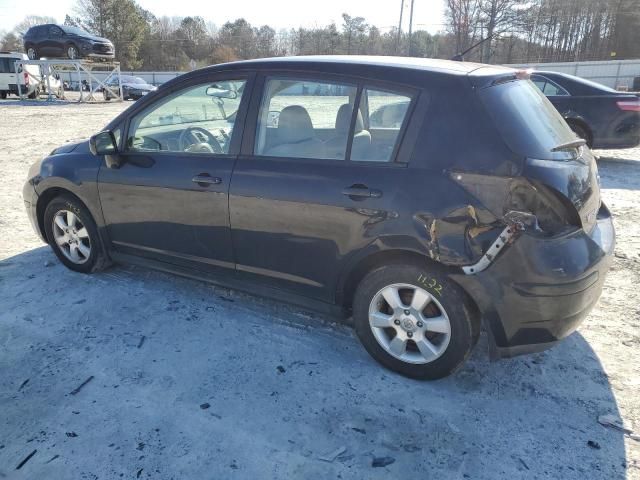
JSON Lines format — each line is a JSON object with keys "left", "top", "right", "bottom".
{"left": 568, "top": 121, "right": 592, "bottom": 148}
{"left": 43, "top": 195, "right": 109, "bottom": 273}
{"left": 67, "top": 44, "right": 79, "bottom": 60}
{"left": 353, "top": 264, "right": 477, "bottom": 380}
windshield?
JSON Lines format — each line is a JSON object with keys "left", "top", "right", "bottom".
{"left": 479, "top": 79, "right": 578, "bottom": 160}
{"left": 62, "top": 26, "right": 91, "bottom": 36}
{"left": 122, "top": 76, "right": 146, "bottom": 84}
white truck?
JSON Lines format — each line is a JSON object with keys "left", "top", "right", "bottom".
{"left": 0, "top": 51, "right": 63, "bottom": 99}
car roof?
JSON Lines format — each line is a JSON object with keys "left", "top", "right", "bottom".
{"left": 203, "top": 55, "right": 515, "bottom": 78}
{"left": 534, "top": 70, "right": 621, "bottom": 94}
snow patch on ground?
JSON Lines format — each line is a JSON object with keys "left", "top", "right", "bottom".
{"left": 0, "top": 100, "right": 638, "bottom": 479}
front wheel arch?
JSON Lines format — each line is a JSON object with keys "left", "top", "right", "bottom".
{"left": 37, "top": 188, "right": 93, "bottom": 244}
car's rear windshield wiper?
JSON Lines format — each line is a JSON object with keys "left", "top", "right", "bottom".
{"left": 551, "top": 138, "right": 586, "bottom": 152}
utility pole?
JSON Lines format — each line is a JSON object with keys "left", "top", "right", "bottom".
{"left": 396, "top": 0, "right": 404, "bottom": 54}
{"left": 407, "top": 0, "right": 415, "bottom": 56}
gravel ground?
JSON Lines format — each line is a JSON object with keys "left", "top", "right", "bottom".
{"left": 0, "top": 99, "right": 639, "bottom": 479}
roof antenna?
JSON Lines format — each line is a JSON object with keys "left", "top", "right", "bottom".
{"left": 451, "top": 34, "right": 495, "bottom": 62}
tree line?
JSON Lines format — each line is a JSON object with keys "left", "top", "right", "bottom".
{"left": 0, "top": 0, "right": 638, "bottom": 71}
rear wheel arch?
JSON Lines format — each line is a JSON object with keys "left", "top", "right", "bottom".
{"left": 340, "top": 249, "right": 482, "bottom": 340}
{"left": 339, "top": 249, "right": 458, "bottom": 305}
{"left": 565, "top": 118, "right": 593, "bottom": 147}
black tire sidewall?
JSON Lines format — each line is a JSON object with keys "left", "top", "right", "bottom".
{"left": 568, "top": 122, "right": 592, "bottom": 147}
{"left": 67, "top": 44, "right": 79, "bottom": 59}
{"left": 353, "top": 264, "right": 476, "bottom": 380}
{"left": 43, "top": 196, "right": 102, "bottom": 273}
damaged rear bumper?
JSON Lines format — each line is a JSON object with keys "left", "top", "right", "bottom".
{"left": 452, "top": 203, "right": 615, "bottom": 359}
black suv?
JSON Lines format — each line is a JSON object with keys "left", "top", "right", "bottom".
{"left": 23, "top": 24, "right": 114, "bottom": 60}
{"left": 23, "top": 57, "right": 615, "bottom": 379}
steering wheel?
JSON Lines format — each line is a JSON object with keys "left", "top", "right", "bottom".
{"left": 179, "top": 126, "right": 223, "bottom": 154}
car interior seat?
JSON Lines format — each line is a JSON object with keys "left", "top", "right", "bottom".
{"left": 325, "top": 103, "right": 371, "bottom": 160}
{"left": 264, "top": 105, "right": 325, "bottom": 158}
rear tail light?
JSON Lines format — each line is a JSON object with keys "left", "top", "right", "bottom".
{"left": 617, "top": 100, "right": 640, "bottom": 112}
{"left": 452, "top": 173, "right": 580, "bottom": 235}
{"left": 24, "top": 71, "right": 29, "bottom": 86}
{"left": 507, "top": 181, "right": 581, "bottom": 233}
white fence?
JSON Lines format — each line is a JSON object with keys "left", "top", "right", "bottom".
{"left": 55, "top": 59, "right": 640, "bottom": 91}
{"left": 507, "top": 59, "right": 640, "bottom": 90}
{"left": 56, "top": 70, "right": 182, "bottom": 89}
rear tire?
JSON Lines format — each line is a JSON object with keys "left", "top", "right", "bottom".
{"left": 26, "top": 46, "right": 38, "bottom": 60}
{"left": 43, "top": 195, "right": 110, "bottom": 273}
{"left": 0, "top": 91, "right": 6, "bottom": 99}
{"left": 353, "top": 264, "right": 477, "bottom": 380}
{"left": 568, "top": 121, "right": 592, "bottom": 148}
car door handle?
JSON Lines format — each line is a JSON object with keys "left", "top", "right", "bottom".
{"left": 192, "top": 174, "right": 222, "bottom": 186}
{"left": 342, "top": 185, "right": 382, "bottom": 198}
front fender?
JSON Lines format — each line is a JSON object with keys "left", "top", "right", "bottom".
{"left": 32, "top": 146, "right": 107, "bottom": 231}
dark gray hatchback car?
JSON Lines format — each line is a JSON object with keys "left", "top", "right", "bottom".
{"left": 24, "top": 56, "right": 615, "bottom": 379}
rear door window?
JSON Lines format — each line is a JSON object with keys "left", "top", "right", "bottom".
{"left": 255, "top": 77, "right": 357, "bottom": 160}
{"left": 479, "top": 79, "right": 577, "bottom": 160}
{"left": 356, "top": 88, "right": 411, "bottom": 162}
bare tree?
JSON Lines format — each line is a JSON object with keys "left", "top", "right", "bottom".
{"left": 446, "top": 0, "right": 481, "bottom": 56}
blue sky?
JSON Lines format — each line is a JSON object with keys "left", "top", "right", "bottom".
{"left": 0, "top": 0, "right": 446, "bottom": 34}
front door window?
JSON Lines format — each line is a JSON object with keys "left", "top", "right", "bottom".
{"left": 126, "top": 79, "right": 247, "bottom": 155}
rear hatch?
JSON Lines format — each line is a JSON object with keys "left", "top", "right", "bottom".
{"left": 476, "top": 74, "right": 600, "bottom": 233}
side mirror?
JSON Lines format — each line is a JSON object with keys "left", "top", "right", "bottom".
{"left": 89, "top": 130, "right": 117, "bottom": 156}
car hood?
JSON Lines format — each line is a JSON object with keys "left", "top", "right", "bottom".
{"left": 122, "top": 83, "right": 155, "bottom": 90}
{"left": 69, "top": 33, "right": 113, "bottom": 44}
{"left": 51, "top": 139, "right": 89, "bottom": 155}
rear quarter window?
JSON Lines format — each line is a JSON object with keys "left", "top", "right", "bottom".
{"left": 479, "top": 79, "right": 577, "bottom": 160}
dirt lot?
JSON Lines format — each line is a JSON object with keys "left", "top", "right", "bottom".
{"left": 0, "top": 99, "right": 639, "bottom": 479}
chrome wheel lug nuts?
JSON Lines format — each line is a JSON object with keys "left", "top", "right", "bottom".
{"left": 417, "top": 321, "right": 423, "bottom": 328}
{"left": 394, "top": 319, "right": 400, "bottom": 325}
{"left": 404, "top": 309, "right": 410, "bottom": 315}
{"left": 407, "top": 331, "right": 413, "bottom": 338}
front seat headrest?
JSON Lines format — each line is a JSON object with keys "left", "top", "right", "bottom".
{"left": 335, "top": 104, "right": 364, "bottom": 134}
{"left": 277, "top": 105, "right": 315, "bottom": 144}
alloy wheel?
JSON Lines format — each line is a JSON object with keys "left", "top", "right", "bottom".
{"left": 368, "top": 283, "right": 451, "bottom": 364}
{"left": 52, "top": 210, "right": 91, "bottom": 264}
{"left": 27, "top": 47, "right": 36, "bottom": 60}
{"left": 67, "top": 46, "right": 78, "bottom": 60}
